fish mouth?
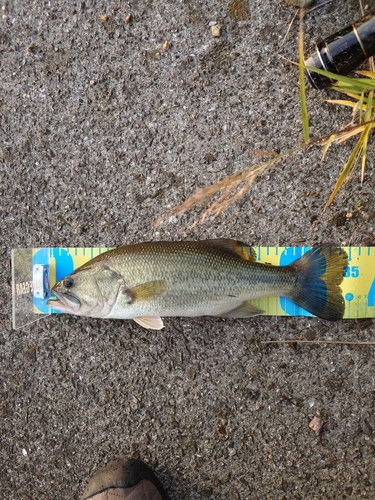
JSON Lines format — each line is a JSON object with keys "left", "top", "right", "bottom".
{"left": 47, "top": 291, "right": 81, "bottom": 313}
{"left": 47, "top": 290, "right": 114, "bottom": 318}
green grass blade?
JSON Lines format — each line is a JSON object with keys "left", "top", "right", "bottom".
{"left": 324, "top": 131, "right": 365, "bottom": 210}
{"left": 305, "top": 66, "right": 375, "bottom": 92}
{"left": 361, "top": 90, "right": 374, "bottom": 183}
{"left": 364, "top": 90, "right": 374, "bottom": 122}
{"left": 299, "top": 17, "right": 309, "bottom": 144}
{"left": 358, "top": 91, "right": 365, "bottom": 123}
{"left": 361, "top": 124, "right": 372, "bottom": 184}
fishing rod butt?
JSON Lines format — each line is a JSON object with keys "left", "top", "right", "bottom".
{"left": 304, "top": 9, "right": 375, "bottom": 90}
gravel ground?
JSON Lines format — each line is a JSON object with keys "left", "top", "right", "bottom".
{"left": 1, "top": 0, "right": 375, "bottom": 498}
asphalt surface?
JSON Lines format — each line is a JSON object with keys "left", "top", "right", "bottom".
{"left": 1, "top": 0, "right": 375, "bottom": 498}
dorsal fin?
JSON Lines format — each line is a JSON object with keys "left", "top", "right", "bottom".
{"left": 205, "top": 239, "right": 257, "bottom": 262}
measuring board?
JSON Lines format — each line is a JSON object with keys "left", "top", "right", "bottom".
{"left": 11, "top": 246, "right": 375, "bottom": 329}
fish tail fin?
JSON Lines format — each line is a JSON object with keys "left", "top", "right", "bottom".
{"left": 286, "top": 245, "right": 348, "bottom": 321}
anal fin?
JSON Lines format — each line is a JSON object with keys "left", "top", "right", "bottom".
{"left": 217, "top": 301, "right": 265, "bottom": 318}
{"left": 134, "top": 316, "right": 164, "bottom": 330}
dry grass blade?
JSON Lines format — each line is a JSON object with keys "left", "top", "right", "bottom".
{"left": 356, "top": 69, "right": 375, "bottom": 78}
{"left": 320, "top": 133, "right": 335, "bottom": 161}
{"left": 325, "top": 123, "right": 366, "bottom": 145}
{"left": 156, "top": 148, "right": 301, "bottom": 227}
{"left": 326, "top": 99, "right": 362, "bottom": 110}
{"left": 315, "top": 112, "right": 375, "bottom": 160}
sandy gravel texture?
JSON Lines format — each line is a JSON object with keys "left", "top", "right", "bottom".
{"left": 1, "top": 0, "right": 375, "bottom": 498}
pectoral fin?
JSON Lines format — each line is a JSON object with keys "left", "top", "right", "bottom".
{"left": 218, "top": 301, "right": 265, "bottom": 318}
{"left": 122, "top": 280, "right": 166, "bottom": 303}
{"left": 134, "top": 316, "right": 164, "bottom": 330}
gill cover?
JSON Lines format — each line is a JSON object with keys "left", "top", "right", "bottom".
{"left": 49, "top": 264, "right": 124, "bottom": 317}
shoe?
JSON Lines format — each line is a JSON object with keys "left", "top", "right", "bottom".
{"left": 81, "top": 457, "right": 170, "bottom": 500}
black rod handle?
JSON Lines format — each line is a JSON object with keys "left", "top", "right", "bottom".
{"left": 305, "top": 9, "right": 375, "bottom": 89}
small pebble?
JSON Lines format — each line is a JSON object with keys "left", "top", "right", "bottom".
{"left": 309, "top": 416, "right": 324, "bottom": 435}
{"left": 211, "top": 25, "right": 221, "bottom": 37}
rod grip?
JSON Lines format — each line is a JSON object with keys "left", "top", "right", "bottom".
{"left": 305, "top": 10, "right": 375, "bottom": 89}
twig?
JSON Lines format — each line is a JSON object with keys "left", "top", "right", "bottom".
{"left": 282, "top": 8, "right": 299, "bottom": 46}
{"left": 302, "top": 0, "right": 334, "bottom": 16}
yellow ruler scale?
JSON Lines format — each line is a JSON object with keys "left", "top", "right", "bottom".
{"left": 47, "top": 246, "right": 375, "bottom": 320}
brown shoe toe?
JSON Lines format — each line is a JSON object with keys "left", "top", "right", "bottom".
{"left": 82, "top": 458, "right": 169, "bottom": 500}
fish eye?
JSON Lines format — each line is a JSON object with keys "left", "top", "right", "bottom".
{"left": 63, "top": 277, "right": 75, "bottom": 289}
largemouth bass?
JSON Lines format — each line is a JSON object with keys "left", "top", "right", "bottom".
{"left": 47, "top": 240, "right": 348, "bottom": 329}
